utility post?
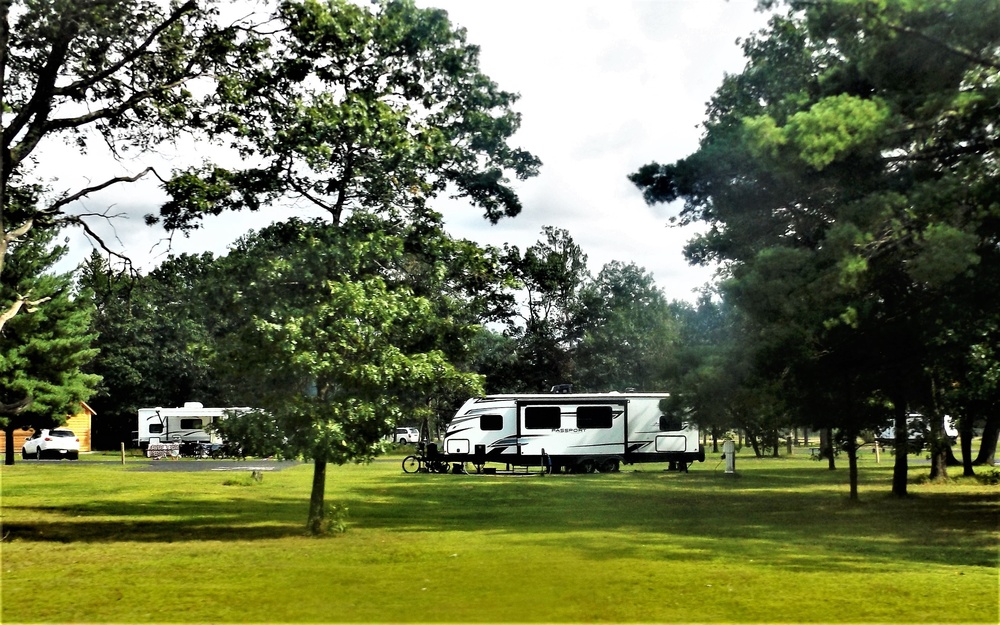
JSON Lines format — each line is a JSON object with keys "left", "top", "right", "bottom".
{"left": 723, "top": 439, "right": 736, "bottom": 476}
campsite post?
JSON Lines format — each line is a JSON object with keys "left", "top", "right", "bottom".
{"left": 723, "top": 440, "right": 736, "bottom": 475}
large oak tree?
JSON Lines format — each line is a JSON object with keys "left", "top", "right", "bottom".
{"left": 1, "top": 0, "right": 265, "bottom": 323}
{"left": 212, "top": 216, "right": 483, "bottom": 534}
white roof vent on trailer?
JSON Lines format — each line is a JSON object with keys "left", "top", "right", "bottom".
{"left": 183, "top": 402, "right": 204, "bottom": 409}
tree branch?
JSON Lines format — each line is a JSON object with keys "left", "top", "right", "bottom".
{"left": 2, "top": 16, "right": 75, "bottom": 163}
{"left": 3, "top": 217, "right": 33, "bottom": 246}
{"left": 288, "top": 176, "right": 338, "bottom": 217}
{"left": 12, "top": 76, "right": 192, "bottom": 164}
{"left": 886, "top": 22, "right": 1000, "bottom": 72}
{"left": 0, "top": 292, "right": 51, "bottom": 335}
{"left": 0, "top": 394, "right": 33, "bottom": 417}
{"left": 55, "top": 0, "right": 199, "bottom": 97}
{"left": 42, "top": 168, "right": 155, "bottom": 217}
{"left": 58, "top": 214, "right": 136, "bottom": 273}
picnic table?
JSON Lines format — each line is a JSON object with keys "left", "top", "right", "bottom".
{"left": 147, "top": 442, "right": 180, "bottom": 459}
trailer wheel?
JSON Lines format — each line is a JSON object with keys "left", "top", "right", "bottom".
{"left": 576, "top": 459, "right": 596, "bottom": 474}
{"left": 599, "top": 458, "right": 619, "bottom": 473}
{"left": 402, "top": 455, "right": 420, "bottom": 473}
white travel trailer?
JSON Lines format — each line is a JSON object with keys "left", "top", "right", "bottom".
{"left": 443, "top": 392, "right": 704, "bottom": 472}
{"left": 135, "top": 402, "right": 251, "bottom": 450}
{"left": 876, "top": 413, "right": 959, "bottom": 451}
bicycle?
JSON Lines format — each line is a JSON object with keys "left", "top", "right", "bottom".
{"left": 402, "top": 442, "right": 451, "bottom": 474}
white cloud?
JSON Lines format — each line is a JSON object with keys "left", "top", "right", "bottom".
{"left": 47, "top": 0, "right": 771, "bottom": 301}
{"left": 425, "top": 0, "right": 769, "bottom": 300}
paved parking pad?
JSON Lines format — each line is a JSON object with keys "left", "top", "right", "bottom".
{"left": 138, "top": 460, "right": 300, "bottom": 472}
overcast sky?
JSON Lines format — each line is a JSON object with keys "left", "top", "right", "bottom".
{"left": 52, "top": 0, "right": 773, "bottom": 302}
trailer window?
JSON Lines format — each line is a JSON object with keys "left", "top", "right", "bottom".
{"left": 524, "top": 406, "right": 561, "bottom": 429}
{"left": 480, "top": 414, "right": 504, "bottom": 431}
{"left": 180, "top": 419, "right": 204, "bottom": 430}
{"left": 148, "top": 424, "right": 164, "bottom": 434}
{"left": 577, "top": 406, "right": 613, "bottom": 429}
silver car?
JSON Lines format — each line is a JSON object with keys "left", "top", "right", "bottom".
{"left": 22, "top": 428, "right": 80, "bottom": 460}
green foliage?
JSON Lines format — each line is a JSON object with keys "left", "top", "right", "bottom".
{"left": 465, "top": 230, "right": 694, "bottom": 395}
{"left": 318, "top": 502, "right": 349, "bottom": 535}
{"left": 157, "top": 0, "right": 540, "bottom": 229}
{"left": 632, "top": 0, "right": 1000, "bottom": 491}
{"left": 787, "top": 95, "right": 892, "bottom": 170}
{"left": 77, "top": 251, "right": 230, "bottom": 447}
{"left": 494, "top": 227, "right": 591, "bottom": 391}
{"left": 213, "top": 217, "right": 481, "bottom": 464}
{"left": 207, "top": 410, "right": 285, "bottom": 459}
{"left": 465, "top": 326, "right": 522, "bottom": 393}
{"left": 906, "top": 223, "right": 981, "bottom": 287}
{"left": 1, "top": 0, "right": 266, "bottom": 280}
{"left": 745, "top": 95, "right": 892, "bottom": 170}
{"left": 208, "top": 217, "right": 482, "bottom": 534}
{"left": 0, "top": 229, "right": 100, "bottom": 441}
{"left": 575, "top": 261, "right": 679, "bottom": 391}
{"left": 976, "top": 468, "right": 1000, "bottom": 486}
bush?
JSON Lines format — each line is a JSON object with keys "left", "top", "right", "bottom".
{"left": 976, "top": 469, "right": 1000, "bottom": 486}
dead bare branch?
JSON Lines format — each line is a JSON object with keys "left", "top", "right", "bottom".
{"left": 0, "top": 292, "right": 51, "bottom": 334}
{"left": 43, "top": 168, "right": 155, "bottom": 216}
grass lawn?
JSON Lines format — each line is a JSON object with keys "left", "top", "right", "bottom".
{"left": 1, "top": 450, "right": 997, "bottom": 623}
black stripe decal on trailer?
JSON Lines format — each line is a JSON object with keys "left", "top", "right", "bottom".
{"left": 566, "top": 443, "right": 625, "bottom": 451}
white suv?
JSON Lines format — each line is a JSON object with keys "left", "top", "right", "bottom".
{"left": 394, "top": 427, "right": 420, "bottom": 444}
{"left": 22, "top": 428, "right": 80, "bottom": 460}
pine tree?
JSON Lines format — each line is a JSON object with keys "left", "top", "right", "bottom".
{"left": 1, "top": 228, "right": 100, "bottom": 464}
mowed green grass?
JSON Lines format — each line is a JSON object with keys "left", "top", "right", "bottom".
{"left": 1, "top": 452, "right": 997, "bottom": 623}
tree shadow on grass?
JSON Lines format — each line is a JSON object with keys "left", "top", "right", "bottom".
{"left": 348, "top": 471, "right": 1000, "bottom": 573}
{"left": 3, "top": 495, "right": 310, "bottom": 543}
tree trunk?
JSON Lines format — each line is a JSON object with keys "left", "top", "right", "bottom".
{"left": 945, "top": 445, "right": 962, "bottom": 466}
{"left": 891, "top": 404, "right": 908, "bottom": 497}
{"left": 958, "top": 417, "right": 975, "bottom": 477}
{"left": 4, "top": 428, "right": 15, "bottom": 466}
{"left": 306, "top": 459, "right": 327, "bottom": 535}
{"left": 744, "top": 427, "right": 762, "bottom": 457}
{"left": 973, "top": 414, "right": 999, "bottom": 466}
{"left": 820, "top": 428, "right": 836, "bottom": 470}
{"left": 847, "top": 443, "right": 859, "bottom": 500}
{"left": 928, "top": 413, "right": 948, "bottom": 481}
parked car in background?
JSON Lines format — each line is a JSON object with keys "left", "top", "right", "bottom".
{"left": 393, "top": 427, "right": 421, "bottom": 444}
{"left": 22, "top": 428, "right": 80, "bottom": 460}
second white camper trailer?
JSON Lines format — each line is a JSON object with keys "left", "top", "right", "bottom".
{"left": 135, "top": 402, "right": 251, "bottom": 450}
{"left": 443, "top": 392, "right": 704, "bottom": 472}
